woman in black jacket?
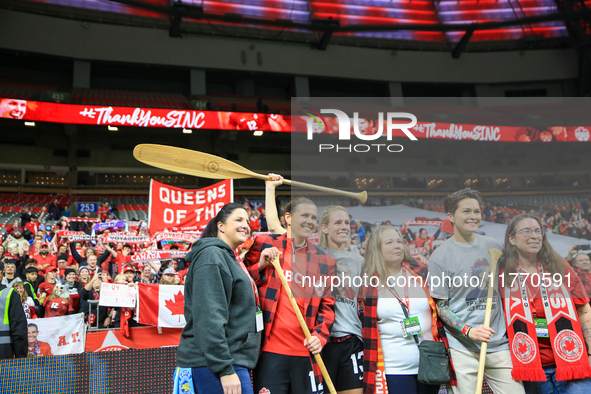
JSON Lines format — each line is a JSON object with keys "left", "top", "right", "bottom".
{"left": 176, "top": 203, "right": 266, "bottom": 394}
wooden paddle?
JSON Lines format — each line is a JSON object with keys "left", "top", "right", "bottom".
{"left": 268, "top": 254, "right": 337, "bottom": 394}
{"left": 133, "top": 144, "right": 368, "bottom": 203}
{"left": 475, "top": 248, "right": 503, "bottom": 394}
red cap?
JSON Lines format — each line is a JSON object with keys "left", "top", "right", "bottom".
{"left": 123, "top": 264, "right": 135, "bottom": 273}
{"left": 40, "top": 242, "right": 49, "bottom": 247}
{"left": 44, "top": 266, "right": 57, "bottom": 274}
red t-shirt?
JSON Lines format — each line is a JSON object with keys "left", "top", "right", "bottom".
{"left": 25, "top": 221, "right": 40, "bottom": 235}
{"left": 261, "top": 251, "right": 308, "bottom": 357}
{"left": 414, "top": 236, "right": 434, "bottom": 249}
{"left": 524, "top": 263, "right": 590, "bottom": 366}
{"left": 250, "top": 218, "right": 261, "bottom": 232}
{"left": 97, "top": 206, "right": 109, "bottom": 220}
{"left": 37, "top": 281, "right": 56, "bottom": 298}
{"left": 28, "top": 341, "right": 53, "bottom": 357}
{"left": 33, "top": 254, "right": 57, "bottom": 269}
{"left": 44, "top": 297, "right": 74, "bottom": 317}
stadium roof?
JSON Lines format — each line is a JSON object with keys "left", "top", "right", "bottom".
{"left": 4, "top": 0, "right": 591, "bottom": 54}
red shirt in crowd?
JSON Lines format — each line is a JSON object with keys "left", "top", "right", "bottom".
{"left": 37, "top": 281, "right": 56, "bottom": 298}
{"left": 28, "top": 341, "right": 53, "bottom": 357}
{"left": 25, "top": 221, "right": 40, "bottom": 235}
{"left": 44, "top": 297, "right": 74, "bottom": 317}
{"left": 97, "top": 206, "right": 110, "bottom": 220}
{"left": 33, "top": 254, "right": 57, "bottom": 269}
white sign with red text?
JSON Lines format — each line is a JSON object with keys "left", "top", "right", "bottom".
{"left": 148, "top": 179, "right": 233, "bottom": 234}
{"left": 99, "top": 283, "right": 137, "bottom": 308}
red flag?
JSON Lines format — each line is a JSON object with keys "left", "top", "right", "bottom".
{"left": 148, "top": 179, "right": 233, "bottom": 234}
{"left": 136, "top": 283, "right": 186, "bottom": 328}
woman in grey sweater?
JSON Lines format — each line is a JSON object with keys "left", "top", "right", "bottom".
{"left": 176, "top": 203, "right": 264, "bottom": 394}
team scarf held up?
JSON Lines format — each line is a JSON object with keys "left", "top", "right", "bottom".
{"left": 501, "top": 263, "right": 591, "bottom": 381}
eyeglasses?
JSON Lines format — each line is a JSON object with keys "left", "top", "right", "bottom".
{"left": 515, "top": 228, "right": 544, "bottom": 237}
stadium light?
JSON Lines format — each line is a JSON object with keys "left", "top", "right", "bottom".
{"left": 253, "top": 130, "right": 263, "bottom": 136}
{"left": 183, "top": 128, "right": 193, "bottom": 134}
{"left": 24, "top": 121, "right": 35, "bottom": 127}
{"left": 108, "top": 126, "right": 118, "bottom": 131}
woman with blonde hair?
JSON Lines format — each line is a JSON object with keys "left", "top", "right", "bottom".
{"left": 317, "top": 205, "right": 365, "bottom": 394}
{"left": 360, "top": 225, "right": 455, "bottom": 394}
{"left": 13, "top": 279, "right": 37, "bottom": 319}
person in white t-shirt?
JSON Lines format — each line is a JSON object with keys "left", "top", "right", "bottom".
{"left": 362, "top": 226, "right": 441, "bottom": 394}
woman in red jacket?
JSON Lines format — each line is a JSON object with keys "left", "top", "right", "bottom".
{"left": 244, "top": 196, "right": 336, "bottom": 394}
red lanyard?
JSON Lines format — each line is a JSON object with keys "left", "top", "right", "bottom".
{"left": 236, "top": 256, "right": 260, "bottom": 307}
{"left": 386, "top": 265, "right": 410, "bottom": 312}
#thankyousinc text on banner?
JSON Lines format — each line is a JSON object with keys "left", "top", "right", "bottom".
{"left": 148, "top": 179, "right": 233, "bottom": 234}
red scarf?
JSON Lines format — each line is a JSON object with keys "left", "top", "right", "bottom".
{"left": 501, "top": 264, "right": 591, "bottom": 381}
{"left": 121, "top": 308, "right": 132, "bottom": 338}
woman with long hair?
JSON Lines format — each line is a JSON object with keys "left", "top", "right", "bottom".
{"left": 361, "top": 226, "right": 455, "bottom": 394}
{"left": 13, "top": 279, "right": 37, "bottom": 319}
{"left": 244, "top": 195, "right": 336, "bottom": 394}
{"left": 176, "top": 202, "right": 262, "bottom": 394}
{"left": 499, "top": 214, "right": 591, "bottom": 393}
{"left": 317, "top": 205, "right": 365, "bottom": 394}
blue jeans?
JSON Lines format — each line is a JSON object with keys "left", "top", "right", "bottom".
{"left": 523, "top": 365, "right": 591, "bottom": 394}
{"left": 386, "top": 374, "right": 440, "bottom": 394}
{"left": 192, "top": 366, "right": 253, "bottom": 394}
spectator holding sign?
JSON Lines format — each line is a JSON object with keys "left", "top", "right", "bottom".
{"left": 69, "top": 242, "right": 110, "bottom": 269}
{"left": 80, "top": 271, "right": 109, "bottom": 327}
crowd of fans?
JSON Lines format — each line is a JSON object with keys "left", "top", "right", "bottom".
{"left": 478, "top": 197, "right": 591, "bottom": 241}
{"left": 0, "top": 201, "right": 189, "bottom": 335}
{"left": 2, "top": 192, "right": 591, "bottom": 360}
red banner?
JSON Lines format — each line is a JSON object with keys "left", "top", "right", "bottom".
{"left": 100, "top": 234, "right": 151, "bottom": 244}
{"left": 85, "top": 326, "right": 181, "bottom": 352}
{"left": 4, "top": 97, "right": 588, "bottom": 142}
{"left": 154, "top": 232, "right": 197, "bottom": 243}
{"left": 292, "top": 115, "right": 591, "bottom": 143}
{"left": 0, "top": 98, "right": 290, "bottom": 131}
{"left": 148, "top": 179, "right": 233, "bottom": 234}
{"left": 125, "top": 251, "right": 172, "bottom": 263}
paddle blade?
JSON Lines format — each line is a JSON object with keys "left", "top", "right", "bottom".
{"left": 133, "top": 144, "right": 262, "bottom": 180}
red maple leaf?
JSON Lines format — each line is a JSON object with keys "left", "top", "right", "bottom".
{"left": 259, "top": 389, "right": 270, "bottom": 394}
{"left": 164, "top": 291, "right": 185, "bottom": 322}
{"left": 518, "top": 341, "right": 528, "bottom": 355}
{"left": 563, "top": 339, "right": 576, "bottom": 353}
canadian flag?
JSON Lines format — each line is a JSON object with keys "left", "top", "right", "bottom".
{"left": 136, "top": 283, "right": 186, "bottom": 328}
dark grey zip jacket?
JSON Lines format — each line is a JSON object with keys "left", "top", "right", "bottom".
{"left": 176, "top": 238, "right": 261, "bottom": 377}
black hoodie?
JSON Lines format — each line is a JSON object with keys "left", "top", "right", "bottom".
{"left": 176, "top": 237, "right": 261, "bottom": 377}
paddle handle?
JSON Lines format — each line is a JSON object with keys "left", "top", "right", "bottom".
{"left": 283, "top": 179, "right": 368, "bottom": 203}
{"left": 475, "top": 249, "right": 503, "bottom": 394}
{"left": 269, "top": 257, "right": 337, "bottom": 394}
